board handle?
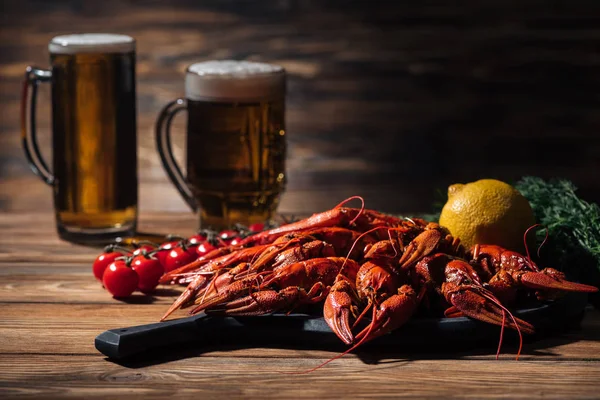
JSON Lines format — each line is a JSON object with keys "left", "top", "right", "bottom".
{"left": 94, "top": 314, "right": 226, "bottom": 359}
{"left": 94, "top": 313, "right": 323, "bottom": 360}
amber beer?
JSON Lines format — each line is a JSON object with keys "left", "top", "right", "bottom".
{"left": 156, "top": 61, "right": 286, "bottom": 229}
{"left": 22, "top": 34, "right": 138, "bottom": 242}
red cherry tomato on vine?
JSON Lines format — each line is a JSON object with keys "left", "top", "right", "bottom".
{"left": 219, "top": 229, "right": 238, "bottom": 239}
{"left": 164, "top": 246, "right": 198, "bottom": 273}
{"left": 228, "top": 237, "right": 242, "bottom": 246}
{"left": 196, "top": 241, "right": 217, "bottom": 258}
{"left": 132, "top": 244, "right": 156, "bottom": 257}
{"left": 102, "top": 260, "right": 139, "bottom": 297}
{"left": 131, "top": 255, "right": 164, "bottom": 294}
{"left": 188, "top": 233, "right": 207, "bottom": 246}
{"left": 155, "top": 240, "right": 179, "bottom": 267}
{"left": 219, "top": 229, "right": 239, "bottom": 246}
{"left": 93, "top": 251, "right": 124, "bottom": 281}
{"left": 184, "top": 243, "right": 199, "bottom": 257}
{"left": 249, "top": 223, "right": 265, "bottom": 232}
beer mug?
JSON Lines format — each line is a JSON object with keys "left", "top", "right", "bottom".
{"left": 156, "top": 60, "right": 286, "bottom": 229}
{"left": 21, "top": 34, "right": 138, "bottom": 243}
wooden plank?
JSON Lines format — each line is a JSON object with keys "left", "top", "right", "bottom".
{"left": 0, "top": 303, "right": 599, "bottom": 360}
{"left": 0, "top": 211, "right": 197, "bottom": 262}
{"left": 0, "top": 211, "right": 198, "bottom": 237}
{"left": 0, "top": 271, "right": 183, "bottom": 305}
{"left": 0, "top": 355, "right": 599, "bottom": 399}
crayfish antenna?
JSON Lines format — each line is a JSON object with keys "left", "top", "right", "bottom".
{"left": 496, "top": 310, "right": 506, "bottom": 360}
{"left": 333, "top": 196, "right": 365, "bottom": 226}
{"left": 523, "top": 223, "right": 548, "bottom": 264}
{"left": 334, "top": 195, "right": 365, "bottom": 210}
{"left": 281, "top": 304, "right": 379, "bottom": 375}
{"left": 478, "top": 290, "right": 524, "bottom": 360}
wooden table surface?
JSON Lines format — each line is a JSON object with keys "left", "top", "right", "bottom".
{"left": 1, "top": 209, "right": 599, "bottom": 399}
{"left": 2, "top": 1, "right": 600, "bottom": 397}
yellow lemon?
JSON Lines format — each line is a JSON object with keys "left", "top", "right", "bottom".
{"left": 439, "top": 179, "right": 535, "bottom": 252}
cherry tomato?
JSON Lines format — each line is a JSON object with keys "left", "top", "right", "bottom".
{"left": 164, "top": 246, "right": 198, "bottom": 273}
{"left": 92, "top": 251, "right": 124, "bottom": 281}
{"left": 196, "top": 241, "right": 217, "bottom": 258}
{"left": 229, "top": 237, "right": 242, "bottom": 246}
{"left": 188, "top": 233, "right": 207, "bottom": 246}
{"left": 102, "top": 260, "right": 139, "bottom": 297}
{"left": 132, "top": 244, "right": 156, "bottom": 257}
{"left": 219, "top": 229, "right": 237, "bottom": 239}
{"left": 249, "top": 223, "right": 265, "bottom": 232}
{"left": 155, "top": 240, "right": 179, "bottom": 267}
{"left": 219, "top": 229, "right": 239, "bottom": 246}
{"left": 131, "top": 255, "right": 164, "bottom": 294}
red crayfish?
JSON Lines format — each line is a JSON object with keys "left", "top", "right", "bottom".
{"left": 160, "top": 197, "right": 598, "bottom": 365}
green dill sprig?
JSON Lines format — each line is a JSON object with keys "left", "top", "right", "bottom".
{"left": 515, "top": 176, "right": 600, "bottom": 274}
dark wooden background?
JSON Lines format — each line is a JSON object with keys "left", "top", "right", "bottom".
{"left": 1, "top": 0, "right": 599, "bottom": 215}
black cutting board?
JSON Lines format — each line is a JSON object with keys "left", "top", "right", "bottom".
{"left": 95, "top": 293, "right": 589, "bottom": 360}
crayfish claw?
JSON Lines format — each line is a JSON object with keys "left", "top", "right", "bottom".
{"left": 398, "top": 229, "right": 443, "bottom": 268}
{"left": 324, "top": 278, "right": 357, "bottom": 345}
{"left": 354, "top": 285, "right": 418, "bottom": 344}
{"left": 443, "top": 305, "right": 464, "bottom": 318}
{"left": 448, "top": 289, "right": 535, "bottom": 335}
{"left": 520, "top": 270, "right": 599, "bottom": 294}
{"left": 160, "top": 273, "right": 209, "bottom": 321}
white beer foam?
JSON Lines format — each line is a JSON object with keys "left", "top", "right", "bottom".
{"left": 185, "top": 60, "right": 285, "bottom": 102}
{"left": 49, "top": 34, "right": 135, "bottom": 54}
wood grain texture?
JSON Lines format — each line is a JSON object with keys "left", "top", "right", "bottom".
{"left": 1, "top": 302, "right": 600, "bottom": 361}
{"left": 0, "top": 211, "right": 600, "bottom": 399}
{"left": 1, "top": 0, "right": 600, "bottom": 215}
{"left": 1, "top": 356, "right": 600, "bottom": 399}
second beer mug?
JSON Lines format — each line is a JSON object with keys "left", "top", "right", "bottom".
{"left": 156, "top": 60, "right": 287, "bottom": 230}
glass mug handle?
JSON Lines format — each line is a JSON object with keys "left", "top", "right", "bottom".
{"left": 155, "top": 98, "right": 198, "bottom": 212}
{"left": 21, "top": 66, "right": 55, "bottom": 185}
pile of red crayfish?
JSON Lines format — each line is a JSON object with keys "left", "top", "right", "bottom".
{"left": 158, "top": 198, "right": 598, "bottom": 359}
